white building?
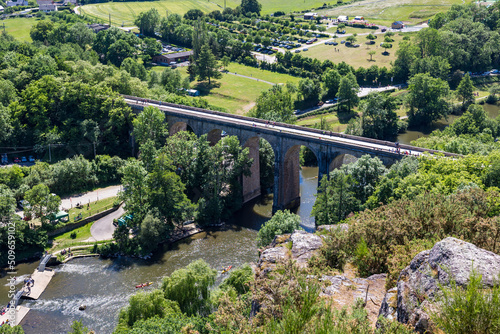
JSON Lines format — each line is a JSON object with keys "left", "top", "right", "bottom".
{"left": 337, "top": 15, "right": 349, "bottom": 22}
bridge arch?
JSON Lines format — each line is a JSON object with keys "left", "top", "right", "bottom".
{"left": 329, "top": 153, "right": 359, "bottom": 171}
{"left": 169, "top": 121, "right": 195, "bottom": 137}
{"left": 280, "top": 144, "right": 319, "bottom": 210}
{"left": 207, "top": 128, "right": 223, "bottom": 146}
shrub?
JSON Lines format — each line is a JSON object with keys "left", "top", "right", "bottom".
{"left": 312, "top": 189, "right": 500, "bottom": 283}
{"left": 256, "top": 210, "right": 301, "bottom": 247}
{"left": 431, "top": 270, "right": 500, "bottom": 334}
{"left": 70, "top": 231, "right": 77, "bottom": 239}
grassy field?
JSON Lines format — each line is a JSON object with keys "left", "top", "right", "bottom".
{"left": 306, "top": 32, "right": 409, "bottom": 69}
{"left": 296, "top": 111, "right": 356, "bottom": 132}
{"left": 153, "top": 62, "right": 299, "bottom": 113}
{"left": 79, "top": 0, "right": 333, "bottom": 24}
{"left": 321, "top": 0, "right": 465, "bottom": 26}
{"left": 67, "top": 196, "right": 117, "bottom": 222}
{"left": 80, "top": 0, "right": 221, "bottom": 26}
{"left": 1, "top": 17, "right": 38, "bottom": 41}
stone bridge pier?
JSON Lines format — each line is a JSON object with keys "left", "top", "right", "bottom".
{"left": 129, "top": 104, "right": 404, "bottom": 215}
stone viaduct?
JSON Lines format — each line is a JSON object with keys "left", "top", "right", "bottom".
{"left": 124, "top": 96, "right": 458, "bottom": 213}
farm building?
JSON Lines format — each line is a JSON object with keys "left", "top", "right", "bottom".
{"left": 87, "top": 24, "right": 110, "bottom": 33}
{"left": 392, "top": 21, "right": 404, "bottom": 29}
{"left": 153, "top": 51, "right": 193, "bottom": 65}
{"left": 337, "top": 15, "right": 349, "bottom": 22}
{"left": 303, "top": 12, "right": 318, "bottom": 20}
{"left": 354, "top": 16, "right": 364, "bottom": 21}
{"left": 39, "top": 3, "right": 58, "bottom": 11}
{"left": 0, "top": 5, "right": 4, "bottom": 11}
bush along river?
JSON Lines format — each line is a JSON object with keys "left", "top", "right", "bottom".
{"left": 0, "top": 167, "right": 319, "bottom": 334}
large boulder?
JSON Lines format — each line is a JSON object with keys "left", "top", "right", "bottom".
{"left": 290, "top": 230, "right": 323, "bottom": 267}
{"left": 377, "top": 237, "right": 500, "bottom": 332}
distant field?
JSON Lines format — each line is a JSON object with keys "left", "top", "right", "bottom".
{"left": 1, "top": 17, "right": 38, "bottom": 41}
{"left": 321, "top": 0, "right": 465, "bottom": 26}
{"left": 79, "top": 0, "right": 222, "bottom": 26}
{"left": 79, "top": 0, "right": 336, "bottom": 25}
{"left": 306, "top": 32, "right": 409, "bottom": 69}
{"left": 152, "top": 62, "right": 299, "bottom": 113}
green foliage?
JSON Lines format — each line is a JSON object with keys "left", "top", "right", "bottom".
{"left": 220, "top": 264, "right": 254, "bottom": 295}
{"left": 456, "top": 73, "right": 475, "bottom": 108}
{"left": 68, "top": 319, "right": 89, "bottom": 334}
{"left": 118, "top": 289, "right": 181, "bottom": 328}
{"left": 134, "top": 8, "right": 160, "bottom": 36}
{"left": 259, "top": 138, "right": 275, "bottom": 191}
{"left": 161, "top": 259, "right": 217, "bottom": 316}
{"left": 132, "top": 106, "right": 167, "bottom": 148}
{"left": 431, "top": 270, "right": 500, "bottom": 334}
{"left": 323, "top": 68, "right": 341, "bottom": 98}
{"left": 338, "top": 72, "right": 359, "bottom": 112}
{"left": 0, "top": 185, "right": 16, "bottom": 219}
{"left": 24, "top": 183, "right": 61, "bottom": 220}
{"left": 249, "top": 84, "right": 296, "bottom": 123}
{"left": 346, "top": 92, "right": 399, "bottom": 140}
{"left": 257, "top": 210, "right": 301, "bottom": 247}
{"left": 313, "top": 155, "right": 386, "bottom": 225}
{"left": 194, "top": 44, "right": 221, "bottom": 85}
{"left": 406, "top": 73, "right": 450, "bottom": 126}
{"left": 314, "top": 188, "right": 500, "bottom": 282}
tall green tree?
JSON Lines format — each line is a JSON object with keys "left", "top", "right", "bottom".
{"left": 24, "top": 183, "right": 61, "bottom": 220}
{"left": 240, "top": 0, "right": 262, "bottom": 16}
{"left": 338, "top": 72, "right": 359, "bottom": 112}
{"left": 298, "top": 78, "right": 321, "bottom": 103}
{"left": 346, "top": 93, "right": 399, "bottom": 140}
{"left": 250, "top": 84, "right": 296, "bottom": 123}
{"left": 323, "top": 68, "right": 341, "bottom": 98}
{"left": 135, "top": 8, "right": 161, "bottom": 37}
{"left": 456, "top": 73, "right": 475, "bottom": 109}
{"left": 195, "top": 44, "right": 221, "bottom": 84}
{"left": 312, "top": 169, "right": 360, "bottom": 225}
{"left": 132, "top": 106, "right": 167, "bottom": 148}
{"left": 0, "top": 185, "right": 16, "bottom": 220}
{"left": 406, "top": 73, "right": 450, "bottom": 126}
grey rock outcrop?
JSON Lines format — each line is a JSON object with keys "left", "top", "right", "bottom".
{"left": 317, "top": 223, "right": 349, "bottom": 233}
{"left": 290, "top": 230, "right": 323, "bottom": 267}
{"left": 377, "top": 237, "right": 500, "bottom": 332}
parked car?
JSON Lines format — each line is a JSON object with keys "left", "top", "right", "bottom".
{"left": 29, "top": 155, "right": 35, "bottom": 162}
{"left": 345, "top": 41, "right": 351, "bottom": 46}
{"left": 295, "top": 49, "right": 301, "bottom": 53}
{"left": 341, "top": 40, "right": 346, "bottom": 44}
{"left": 491, "top": 69, "right": 499, "bottom": 74}
{"left": 353, "top": 44, "right": 360, "bottom": 48}
{"left": 332, "top": 42, "right": 338, "bottom": 46}
{"left": 303, "top": 48, "right": 309, "bottom": 51}
{"left": 381, "top": 28, "right": 387, "bottom": 32}
{"left": 21, "top": 156, "right": 27, "bottom": 162}
{"left": 13, "top": 157, "right": 20, "bottom": 163}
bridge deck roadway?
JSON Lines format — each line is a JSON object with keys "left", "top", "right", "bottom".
{"left": 124, "top": 98, "right": 432, "bottom": 158}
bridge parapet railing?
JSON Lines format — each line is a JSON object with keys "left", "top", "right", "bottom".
{"left": 122, "top": 95, "right": 461, "bottom": 158}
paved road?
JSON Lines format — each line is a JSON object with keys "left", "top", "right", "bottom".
{"left": 88, "top": 205, "right": 124, "bottom": 241}
{"left": 60, "top": 185, "right": 121, "bottom": 210}
{"left": 125, "top": 97, "right": 449, "bottom": 157}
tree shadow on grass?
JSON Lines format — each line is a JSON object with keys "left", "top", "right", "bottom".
{"left": 192, "top": 81, "right": 222, "bottom": 96}
{"left": 337, "top": 110, "right": 358, "bottom": 124}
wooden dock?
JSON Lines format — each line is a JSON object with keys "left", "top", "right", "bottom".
{"left": 0, "top": 306, "right": 29, "bottom": 326}
{"left": 21, "top": 269, "right": 55, "bottom": 300}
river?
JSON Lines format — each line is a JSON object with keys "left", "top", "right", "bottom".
{"left": 0, "top": 167, "right": 320, "bottom": 334}
{"left": 397, "top": 103, "right": 500, "bottom": 145}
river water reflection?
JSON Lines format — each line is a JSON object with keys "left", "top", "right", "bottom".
{"left": 0, "top": 167, "right": 319, "bottom": 334}
{"left": 397, "top": 104, "right": 500, "bottom": 145}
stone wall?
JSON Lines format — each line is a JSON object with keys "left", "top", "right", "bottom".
{"left": 47, "top": 205, "right": 121, "bottom": 237}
